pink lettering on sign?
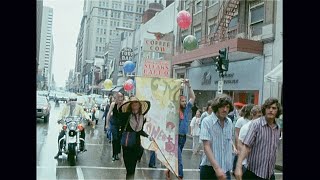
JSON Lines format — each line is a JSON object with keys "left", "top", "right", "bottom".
{"left": 146, "top": 121, "right": 178, "bottom": 157}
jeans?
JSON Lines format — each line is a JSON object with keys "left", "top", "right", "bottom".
{"left": 149, "top": 151, "right": 156, "bottom": 167}
{"left": 178, "top": 135, "right": 187, "bottom": 178}
{"left": 110, "top": 124, "right": 121, "bottom": 156}
{"left": 200, "top": 165, "right": 231, "bottom": 180}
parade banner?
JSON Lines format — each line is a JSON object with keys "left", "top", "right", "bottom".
{"left": 143, "top": 59, "right": 170, "bottom": 78}
{"left": 135, "top": 77, "right": 181, "bottom": 177}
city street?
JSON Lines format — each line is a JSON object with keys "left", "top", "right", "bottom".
{"left": 37, "top": 101, "right": 282, "bottom": 180}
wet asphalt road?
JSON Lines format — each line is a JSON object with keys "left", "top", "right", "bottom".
{"left": 37, "top": 101, "right": 282, "bottom": 180}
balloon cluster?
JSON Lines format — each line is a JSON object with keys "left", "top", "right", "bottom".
{"left": 177, "top": 10, "right": 198, "bottom": 51}
{"left": 123, "top": 79, "right": 134, "bottom": 91}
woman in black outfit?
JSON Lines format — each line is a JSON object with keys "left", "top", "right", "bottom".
{"left": 105, "top": 92, "right": 124, "bottom": 161}
{"left": 118, "top": 96, "right": 153, "bottom": 179}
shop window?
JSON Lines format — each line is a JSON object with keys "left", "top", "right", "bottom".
{"left": 195, "top": 1, "right": 202, "bottom": 14}
{"left": 208, "top": 0, "right": 218, "bottom": 6}
{"left": 228, "top": 15, "right": 238, "bottom": 39}
{"left": 194, "top": 30, "right": 202, "bottom": 43}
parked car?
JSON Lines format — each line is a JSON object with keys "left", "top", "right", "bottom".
{"left": 55, "top": 92, "right": 68, "bottom": 102}
{"left": 37, "top": 95, "right": 51, "bottom": 123}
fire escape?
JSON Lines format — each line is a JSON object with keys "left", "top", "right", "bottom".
{"left": 210, "top": 0, "right": 240, "bottom": 43}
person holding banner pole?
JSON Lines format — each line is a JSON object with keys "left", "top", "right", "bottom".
{"left": 165, "top": 79, "right": 195, "bottom": 180}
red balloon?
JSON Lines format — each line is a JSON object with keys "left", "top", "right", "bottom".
{"left": 123, "top": 81, "right": 134, "bottom": 91}
{"left": 177, "top": 10, "right": 192, "bottom": 29}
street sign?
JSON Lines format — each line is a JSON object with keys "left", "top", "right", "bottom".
{"left": 217, "top": 80, "right": 223, "bottom": 94}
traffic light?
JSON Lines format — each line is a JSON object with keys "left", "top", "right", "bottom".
{"left": 214, "top": 56, "right": 222, "bottom": 72}
{"left": 219, "top": 48, "right": 229, "bottom": 71}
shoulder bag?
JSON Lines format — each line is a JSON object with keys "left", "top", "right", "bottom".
{"left": 121, "top": 117, "right": 137, "bottom": 148}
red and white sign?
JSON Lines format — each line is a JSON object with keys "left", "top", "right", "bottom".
{"left": 143, "top": 59, "right": 170, "bottom": 78}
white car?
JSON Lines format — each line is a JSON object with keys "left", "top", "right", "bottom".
{"left": 100, "top": 97, "right": 109, "bottom": 111}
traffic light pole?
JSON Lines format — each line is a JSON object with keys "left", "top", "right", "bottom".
{"left": 217, "top": 76, "right": 224, "bottom": 95}
{"left": 216, "top": 47, "right": 229, "bottom": 95}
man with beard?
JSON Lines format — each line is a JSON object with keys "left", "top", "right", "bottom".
{"left": 165, "top": 79, "right": 195, "bottom": 180}
{"left": 234, "top": 98, "right": 282, "bottom": 180}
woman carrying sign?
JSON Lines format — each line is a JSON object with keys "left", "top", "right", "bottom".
{"left": 118, "top": 96, "right": 153, "bottom": 179}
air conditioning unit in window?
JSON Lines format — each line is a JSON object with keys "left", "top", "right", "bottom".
{"left": 261, "top": 24, "right": 275, "bottom": 43}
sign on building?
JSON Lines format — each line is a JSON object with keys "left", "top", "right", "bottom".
{"left": 119, "top": 47, "right": 134, "bottom": 66}
{"left": 217, "top": 80, "right": 224, "bottom": 94}
{"left": 143, "top": 59, "right": 170, "bottom": 78}
{"left": 143, "top": 38, "right": 172, "bottom": 54}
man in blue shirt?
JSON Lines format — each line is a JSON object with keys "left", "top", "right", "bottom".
{"left": 166, "top": 79, "right": 195, "bottom": 180}
{"left": 199, "top": 94, "right": 235, "bottom": 180}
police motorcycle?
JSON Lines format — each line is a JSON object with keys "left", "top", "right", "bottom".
{"left": 57, "top": 116, "right": 87, "bottom": 166}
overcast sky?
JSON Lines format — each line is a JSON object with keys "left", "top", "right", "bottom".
{"left": 43, "top": 0, "right": 83, "bottom": 87}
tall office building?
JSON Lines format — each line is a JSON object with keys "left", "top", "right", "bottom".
{"left": 36, "top": 0, "right": 43, "bottom": 76}
{"left": 75, "top": 0, "right": 166, "bottom": 93}
{"left": 38, "top": 6, "right": 54, "bottom": 90}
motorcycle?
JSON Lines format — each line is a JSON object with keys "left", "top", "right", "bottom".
{"left": 58, "top": 116, "right": 86, "bottom": 166}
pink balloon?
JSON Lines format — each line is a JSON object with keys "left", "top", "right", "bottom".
{"left": 177, "top": 10, "right": 192, "bottom": 29}
{"left": 123, "top": 81, "right": 134, "bottom": 91}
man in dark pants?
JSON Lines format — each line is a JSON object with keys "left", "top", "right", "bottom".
{"left": 102, "top": 100, "right": 112, "bottom": 142}
{"left": 105, "top": 92, "right": 124, "bottom": 161}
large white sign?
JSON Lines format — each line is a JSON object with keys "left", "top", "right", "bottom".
{"left": 143, "top": 38, "right": 172, "bottom": 54}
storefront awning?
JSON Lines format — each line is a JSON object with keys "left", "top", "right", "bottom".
{"left": 264, "top": 62, "right": 283, "bottom": 83}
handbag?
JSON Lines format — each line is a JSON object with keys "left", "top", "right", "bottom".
{"left": 121, "top": 119, "right": 137, "bottom": 148}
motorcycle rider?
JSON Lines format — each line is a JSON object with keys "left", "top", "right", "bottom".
{"left": 54, "top": 94, "right": 93, "bottom": 159}
{"left": 85, "top": 95, "right": 96, "bottom": 110}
